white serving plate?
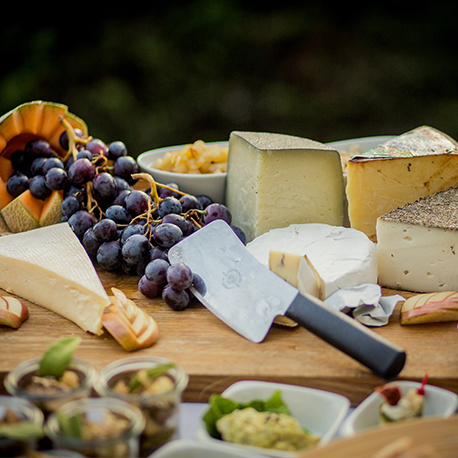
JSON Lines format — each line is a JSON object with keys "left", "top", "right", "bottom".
{"left": 196, "top": 380, "right": 350, "bottom": 457}
{"left": 325, "top": 135, "right": 395, "bottom": 153}
{"left": 340, "top": 380, "right": 458, "bottom": 437}
{"left": 148, "top": 439, "right": 265, "bottom": 457}
{"left": 137, "top": 141, "right": 228, "bottom": 204}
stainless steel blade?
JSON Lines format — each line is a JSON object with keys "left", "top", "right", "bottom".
{"left": 168, "top": 219, "right": 297, "bottom": 342}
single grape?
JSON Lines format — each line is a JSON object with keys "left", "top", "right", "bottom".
{"left": 203, "top": 203, "right": 232, "bottom": 225}
{"left": 157, "top": 196, "right": 182, "bottom": 218}
{"left": 97, "top": 240, "right": 122, "bottom": 271}
{"left": 231, "top": 226, "right": 246, "bottom": 245}
{"left": 162, "top": 284, "right": 190, "bottom": 311}
{"left": 138, "top": 275, "right": 163, "bottom": 298}
{"left": 112, "top": 156, "right": 139, "bottom": 184}
{"left": 196, "top": 195, "right": 213, "bottom": 209}
{"left": 125, "top": 190, "right": 149, "bottom": 216}
{"left": 82, "top": 228, "right": 102, "bottom": 258}
{"left": 149, "top": 245, "right": 169, "bottom": 262}
{"left": 45, "top": 167, "right": 68, "bottom": 190}
{"left": 158, "top": 183, "right": 180, "bottom": 199}
{"left": 68, "top": 210, "right": 95, "bottom": 240}
{"left": 92, "top": 218, "right": 118, "bottom": 243}
{"left": 108, "top": 141, "right": 128, "bottom": 160}
{"left": 30, "top": 157, "right": 48, "bottom": 176}
{"left": 64, "top": 184, "right": 86, "bottom": 204}
{"left": 59, "top": 128, "right": 84, "bottom": 150}
{"left": 68, "top": 158, "right": 95, "bottom": 184}
{"left": 6, "top": 174, "right": 29, "bottom": 197}
{"left": 28, "top": 175, "right": 52, "bottom": 200}
{"left": 114, "top": 176, "right": 131, "bottom": 192}
{"left": 121, "top": 234, "right": 151, "bottom": 265}
{"left": 112, "top": 189, "right": 131, "bottom": 207}
{"left": 191, "top": 272, "right": 207, "bottom": 296}
{"left": 25, "top": 139, "right": 54, "bottom": 158}
{"left": 166, "top": 262, "right": 193, "bottom": 291}
{"left": 105, "top": 205, "right": 131, "bottom": 225}
{"left": 153, "top": 223, "right": 183, "bottom": 248}
{"left": 179, "top": 194, "right": 203, "bottom": 212}
{"left": 92, "top": 172, "right": 117, "bottom": 202}
{"left": 144, "top": 258, "right": 170, "bottom": 284}
{"left": 86, "top": 138, "right": 108, "bottom": 157}
{"left": 76, "top": 149, "right": 93, "bottom": 160}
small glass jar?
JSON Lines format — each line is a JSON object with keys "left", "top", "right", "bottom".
{"left": 45, "top": 397, "right": 145, "bottom": 458}
{"left": 0, "top": 395, "right": 44, "bottom": 457}
{"left": 3, "top": 357, "right": 98, "bottom": 417}
{"left": 95, "top": 356, "right": 188, "bottom": 457}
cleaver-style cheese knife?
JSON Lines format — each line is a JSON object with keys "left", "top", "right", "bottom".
{"left": 168, "top": 219, "right": 406, "bottom": 380}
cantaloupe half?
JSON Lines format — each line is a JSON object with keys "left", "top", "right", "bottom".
{"left": 0, "top": 100, "right": 88, "bottom": 159}
{"left": 0, "top": 189, "right": 63, "bottom": 233}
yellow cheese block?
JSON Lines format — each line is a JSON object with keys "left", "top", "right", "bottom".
{"left": 346, "top": 126, "right": 458, "bottom": 242}
{"left": 226, "top": 131, "right": 345, "bottom": 243}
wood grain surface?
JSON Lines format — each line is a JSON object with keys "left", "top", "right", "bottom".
{"left": 1, "top": 267, "right": 457, "bottom": 406}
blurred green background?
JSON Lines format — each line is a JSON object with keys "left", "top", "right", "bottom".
{"left": 2, "top": 2, "right": 458, "bottom": 158}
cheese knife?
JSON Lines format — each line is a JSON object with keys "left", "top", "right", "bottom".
{"left": 168, "top": 219, "right": 406, "bottom": 379}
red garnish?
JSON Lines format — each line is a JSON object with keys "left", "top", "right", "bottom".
{"left": 417, "top": 373, "right": 428, "bottom": 395}
{"left": 375, "top": 385, "right": 402, "bottom": 405}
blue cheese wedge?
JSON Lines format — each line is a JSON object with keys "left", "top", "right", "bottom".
{"left": 0, "top": 222, "right": 110, "bottom": 335}
{"left": 225, "top": 131, "right": 345, "bottom": 243}
{"left": 247, "top": 223, "right": 377, "bottom": 299}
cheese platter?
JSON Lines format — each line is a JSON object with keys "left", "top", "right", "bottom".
{"left": 0, "top": 101, "right": 458, "bottom": 412}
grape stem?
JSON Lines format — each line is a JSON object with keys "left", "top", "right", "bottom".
{"left": 59, "top": 116, "right": 92, "bottom": 162}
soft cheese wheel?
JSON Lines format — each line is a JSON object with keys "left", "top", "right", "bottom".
{"left": 225, "top": 131, "right": 345, "bottom": 243}
{"left": 377, "top": 186, "right": 458, "bottom": 293}
{"left": 0, "top": 222, "right": 110, "bottom": 334}
{"left": 347, "top": 125, "right": 458, "bottom": 242}
{"left": 246, "top": 223, "right": 377, "bottom": 298}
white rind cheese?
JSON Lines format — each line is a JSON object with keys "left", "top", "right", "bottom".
{"left": 225, "top": 131, "right": 345, "bottom": 243}
{"left": 247, "top": 223, "right": 377, "bottom": 298}
{"left": 377, "top": 186, "right": 458, "bottom": 293}
{"left": 0, "top": 223, "right": 110, "bottom": 335}
{"left": 346, "top": 125, "right": 458, "bottom": 242}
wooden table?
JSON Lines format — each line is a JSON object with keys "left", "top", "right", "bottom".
{"left": 1, "top": 268, "right": 457, "bottom": 406}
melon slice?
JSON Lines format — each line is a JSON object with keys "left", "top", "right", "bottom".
{"left": 0, "top": 156, "right": 13, "bottom": 182}
{"left": 39, "top": 190, "right": 64, "bottom": 227}
{"left": 1, "top": 190, "right": 43, "bottom": 232}
{"left": 0, "top": 100, "right": 88, "bottom": 159}
{"left": 0, "top": 176, "right": 14, "bottom": 209}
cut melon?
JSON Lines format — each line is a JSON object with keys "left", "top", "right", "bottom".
{"left": 0, "top": 189, "right": 63, "bottom": 233}
{"left": 0, "top": 157, "right": 13, "bottom": 182}
{"left": 0, "top": 176, "right": 14, "bottom": 209}
{"left": 0, "top": 101, "right": 88, "bottom": 159}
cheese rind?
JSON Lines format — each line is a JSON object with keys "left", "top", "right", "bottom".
{"left": 346, "top": 126, "right": 458, "bottom": 242}
{"left": 247, "top": 223, "right": 377, "bottom": 298}
{"left": 377, "top": 186, "right": 458, "bottom": 293}
{"left": 0, "top": 223, "right": 110, "bottom": 334}
{"left": 225, "top": 131, "right": 345, "bottom": 243}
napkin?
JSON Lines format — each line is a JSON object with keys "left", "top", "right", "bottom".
{"left": 324, "top": 283, "right": 404, "bottom": 327}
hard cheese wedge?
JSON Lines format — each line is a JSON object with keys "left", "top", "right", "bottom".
{"left": 225, "top": 131, "right": 345, "bottom": 243}
{"left": 247, "top": 223, "right": 377, "bottom": 299}
{"left": 0, "top": 222, "right": 110, "bottom": 334}
{"left": 346, "top": 125, "right": 458, "bottom": 242}
{"left": 377, "top": 186, "right": 458, "bottom": 293}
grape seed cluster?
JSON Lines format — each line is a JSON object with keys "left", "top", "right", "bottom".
{"left": 7, "top": 125, "right": 245, "bottom": 311}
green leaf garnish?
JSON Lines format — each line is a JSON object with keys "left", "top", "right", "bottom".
{"left": 57, "top": 410, "right": 84, "bottom": 439}
{"left": 0, "top": 421, "right": 45, "bottom": 440}
{"left": 128, "top": 363, "right": 176, "bottom": 393}
{"left": 37, "top": 336, "right": 81, "bottom": 379}
{"left": 203, "top": 390, "right": 291, "bottom": 439}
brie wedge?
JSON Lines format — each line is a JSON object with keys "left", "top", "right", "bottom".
{"left": 247, "top": 223, "right": 377, "bottom": 299}
{"left": 0, "top": 223, "right": 110, "bottom": 335}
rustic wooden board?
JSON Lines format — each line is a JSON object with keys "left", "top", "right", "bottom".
{"left": 1, "top": 267, "right": 457, "bottom": 406}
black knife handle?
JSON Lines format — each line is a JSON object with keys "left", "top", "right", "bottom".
{"left": 285, "top": 292, "right": 406, "bottom": 380}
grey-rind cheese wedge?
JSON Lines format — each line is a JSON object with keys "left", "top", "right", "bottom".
{"left": 377, "top": 186, "right": 458, "bottom": 293}
{"left": 0, "top": 222, "right": 110, "bottom": 335}
{"left": 225, "top": 131, "right": 345, "bottom": 243}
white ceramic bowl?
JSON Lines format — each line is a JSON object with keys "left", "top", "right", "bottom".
{"left": 196, "top": 381, "right": 350, "bottom": 457}
{"left": 148, "top": 439, "right": 265, "bottom": 458}
{"left": 340, "top": 380, "right": 458, "bottom": 437}
{"left": 137, "top": 142, "right": 228, "bottom": 204}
